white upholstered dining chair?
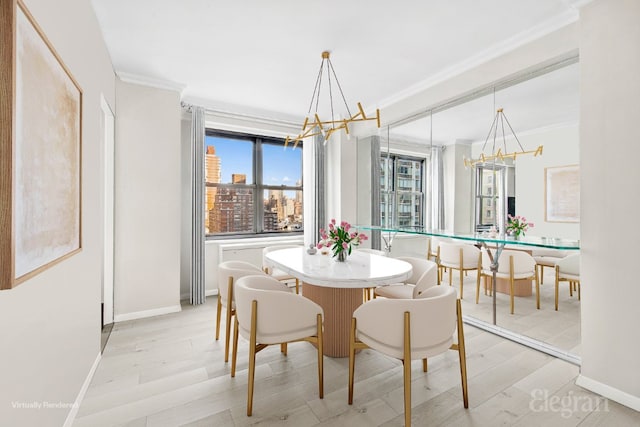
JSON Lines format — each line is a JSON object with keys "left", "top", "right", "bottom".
{"left": 532, "top": 248, "right": 568, "bottom": 284}
{"left": 555, "top": 253, "right": 580, "bottom": 311}
{"left": 216, "top": 261, "right": 266, "bottom": 363}
{"left": 348, "top": 286, "right": 468, "bottom": 426}
{"left": 232, "top": 275, "right": 324, "bottom": 416}
{"left": 477, "top": 249, "right": 540, "bottom": 314}
{"left": 373, "top": 257, "right": 438, "bottom": 299}
{"left": 438, "top": 242, "right": 481, "bottom": 299}
{"left": 262, "top": 244, "right": 302, "bottom": 294}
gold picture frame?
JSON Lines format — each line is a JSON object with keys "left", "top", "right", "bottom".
{"left": 545, "top": 165, "right": 579, "bottom": 223}
{"left": 0, "top": 0, "right": 82, "bottom": 290}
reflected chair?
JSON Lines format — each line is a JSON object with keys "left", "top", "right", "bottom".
{"left": 427, "top": 237, "right": 442, "bottom": 262}
{"left": 374, "top": 257, "right": 438, "bottom": 299}
{"left": 532, "top": 249, "right": 568, "bottom": 284}
{"left": 232, "top": 275, "right": 324, "bottom": 416}
{"left": 216, "top": 261, "right": 266, "bottom": 363}
{"left": 262, "top": 245, "right": 302, "bottom": 294}
{"left": 477, "top": 249, "right": 539, "bottom": 314}
{"left": 348, "top": 286, "right": 468, "bottom": 427}
{"left": 357, "top": 248, "right": 387, "bottom": 301}
{"left": 555, "top": 253, "right": 580, "bottom": 311}
{"left": 438, "top": 242, "right": 481, "bottom": 299}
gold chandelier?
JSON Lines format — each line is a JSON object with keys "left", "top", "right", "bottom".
{"left": 285, "top": 51, "right": 380, "bottom": 148}
{"left": 464, "top": 108, "right": 543, "bottom": 168}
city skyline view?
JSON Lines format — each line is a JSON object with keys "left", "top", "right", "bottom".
{"left": 204, "top": 134, "right": 303, "bottom": 234}
{"left": 205, "top": 135, "right": 302, "bottom": 187}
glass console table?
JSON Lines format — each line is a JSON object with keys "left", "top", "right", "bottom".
{"left": 356, "top": 225, "right": 580, "bottom": 326}
{"left": 357, "top": 225, "right": 582, "bottom": 365}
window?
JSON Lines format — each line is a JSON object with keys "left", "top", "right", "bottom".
{"left": 205, "top": 130, "right": 303, "bottom": 237}
{"left": 475, "top": 166, "right": 504, "bottom": 230}
{"left": 380, "top": 153, "right": 425, "bottom": 228}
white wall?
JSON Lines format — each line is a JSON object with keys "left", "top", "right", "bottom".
{"left": 577, "top": 0, "right": 640, "bottom": 410}
{"left": 0, "top": 0, "right": 115, "bottom": 425}
{"left": 515, "top": 124, "right": 579, "bottom": 239}
{"left": 470, "top": 124, "right": 580, "bottom": 239}
{"left": 444, "top": 143, "right": 473, "bottom": 233}
{"left": 114, "top": 80, "right": 181, "bottom": 320}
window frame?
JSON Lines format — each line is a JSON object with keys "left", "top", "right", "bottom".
{"left": 380, "top": 152, "right": 425, "bottom": 228}
{"left": 205, "top": 129, "right": 303, "bottom": 239}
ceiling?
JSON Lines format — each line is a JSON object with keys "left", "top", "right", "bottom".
{"left": 91, "top": 0, "right": 582, "bottom": 127}
{"left": 391, "top": 61, "right": 580, "bottom": 145}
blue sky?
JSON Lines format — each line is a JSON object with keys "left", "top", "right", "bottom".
{"left": 205, "top": 135, "right": 302, "bottom": 185}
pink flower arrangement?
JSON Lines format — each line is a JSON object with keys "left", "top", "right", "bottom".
{"left": 317, "top": 219, "right": 367, "bottom": 258}
{"left": 506, "top": 214, "right": 534, "bottom": 237}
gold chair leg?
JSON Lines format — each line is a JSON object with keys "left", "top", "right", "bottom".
{"left": 281, "top": 343, "right": 287, "bottom": 356}
{"left": 475, "top": 273, "right": 481, "bottom": 304}
{"left": 569, "top": 280, "right": 573, "bottom": 297}
{"left": 247, "top": 300, "right": 258, "bottom": 416}
{"left": 509, "top": 256, "right": 515, "bottom": 314}
{"left": 555, "top": 266, "right": 560, "bottom": 311}
{"left": 449, "top": 267, "right": 453, "bottom": 286}
{"left": 459, "top": 268, "right": 464, "bottom": 300}
{"left": 535, "top": 269, "right": 540, "bottom": 310}
{"left": 231, "top": 317, "right": 239, "bottom": 377}
{"left": 510, "top": 278, "right": 515, "bottom": 314}
{"left": 215, "top": 294, "right": 222, "bottom": 340}
{"left": 403, "top": 311, "right": 412, "bottom": 427}
{"left": 317, "top": 313, "right": 324, "bottom": 399}
{"left": 348, "top": 318, "right": 356, "bottom": 405}
{"left": 578, "top": 282, "right": 581, "bottom": 300}
{"left": 295, "top": 279, "right": 299, "bottom": 295}
{"left": 540, "top": 264, "right": 544, "bottom": 284}
{"left": 456, "top": 299, "right": 469, "bottom": 408}
{"left": 224, "top": 277, "right": 234, "bottom": 362}
{"left": 422, "top": 358, "right": 428, "bottom": 372}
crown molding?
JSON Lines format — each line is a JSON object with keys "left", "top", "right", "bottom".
{"left": 117, "top": 71, "right": 186, "bottom": 93}
{"left": 378, "top": 10, "right": 579, "bottom": 111}
{"left": 469, "top": 119, "right": 579, "bottom": 147}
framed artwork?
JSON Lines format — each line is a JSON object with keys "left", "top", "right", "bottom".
{"left": 545, "top": 165, "right": 579, "bottom": 223}
{"left": 0, "top": 0, "right": 82, "bottom": 290}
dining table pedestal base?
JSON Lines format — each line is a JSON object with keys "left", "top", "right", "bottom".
{"left": 302, "top": 282, "right": 363, "bottom": 358}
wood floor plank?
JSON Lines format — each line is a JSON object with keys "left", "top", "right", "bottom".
{"left": 73, "top": 297, "right": 638, "bottom": 426}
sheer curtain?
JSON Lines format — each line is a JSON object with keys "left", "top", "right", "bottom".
{"left": 313, "top": 135, "right": 327, "bottom": 244}
{"left": 430, "top": 146, "right": 445, "bottom": 230}
{"left": 190, "top": 106, "right": 205, "bottom": 305}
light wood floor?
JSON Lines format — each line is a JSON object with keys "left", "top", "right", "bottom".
{"left": 453, "top": 268, "right": 582, "bottom": 356}
{"left": 74, "top": 294, "right": 638, "bottom": 426}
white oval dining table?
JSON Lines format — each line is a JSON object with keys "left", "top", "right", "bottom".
{"left": 264, "top": 247, "right": 412, "bottom": 357}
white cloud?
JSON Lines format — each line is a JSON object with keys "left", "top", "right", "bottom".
{"left": 282, "top": 176, "right": 290, "bottom": 182}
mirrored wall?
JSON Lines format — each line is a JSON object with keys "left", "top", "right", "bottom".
{"left": 357, "top": 57, "right": 581, "bottom": 360}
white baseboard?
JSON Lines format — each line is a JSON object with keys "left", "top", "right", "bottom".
{"left": 63, "top": 352, "right": 101, "bottom": 427}
{"left": 114, "top": 305, "right": 182, "bottom": 322}
{"left": 180, "top": 290, "right": 218, "bottom": 301}
{"left": 576, "top": 374, "right": 640, "bottom": 411}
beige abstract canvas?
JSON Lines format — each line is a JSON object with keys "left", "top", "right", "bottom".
{"left": 0, "top": 0, "right": 82, "bottom": 289}
{"left": 545, "top": 165, "right": 580, "bottom": 223}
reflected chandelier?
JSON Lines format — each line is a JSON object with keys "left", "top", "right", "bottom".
{"left": 285, "top": 51, "right": 380, "bottom": 148}
{"left": 464, "top": 108, "right": 543, "bottom": 168}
